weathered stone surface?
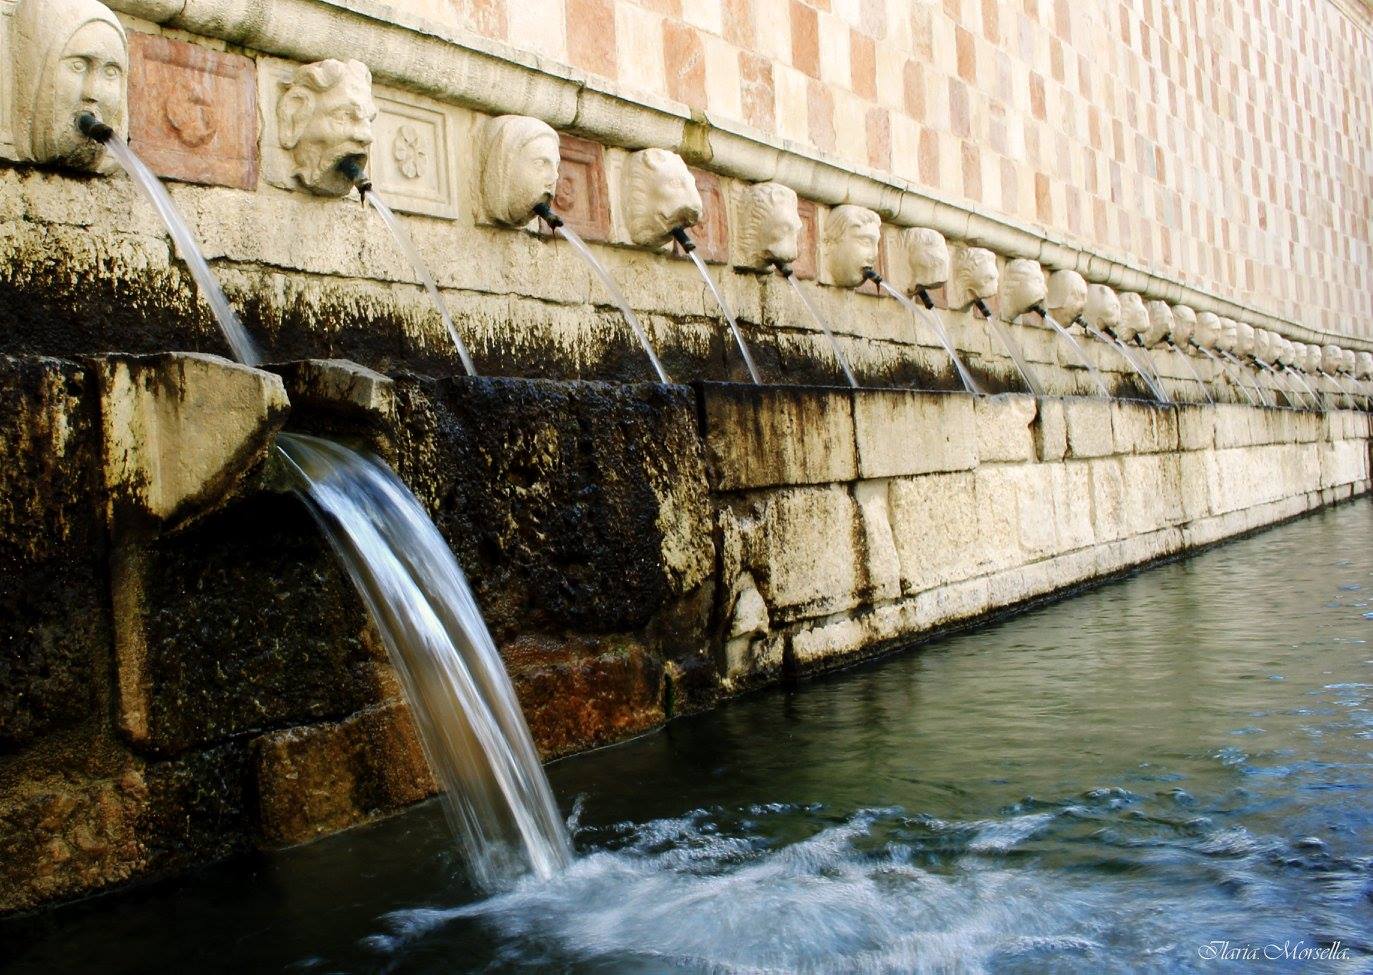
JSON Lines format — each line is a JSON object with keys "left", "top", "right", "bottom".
{"left": 507, "top": 635, "right": 666, "bottom": 759}
{"left": 1111, "top": 401, "right": 1178, "bottom": 454}
{"left": 1035, "top": 397, "right": 1068, "bottom": 461}
{"left": 888, "top": 471, "right": 981, "bottom": 592}
{"left": 853, "top": 389, "right": 976, "bottom": 478}
{"left": 1064, "top": 399, "right": 1114, "bottom": 458}
{"left": 744, "top": 485, "right": 865, "bottom": 620}
{"left": 0, "top": 356, "right": 107, "bottom": 748}
{"left": 975, "top": 394, "right": 1037, "bottom": 463}
{"left": 254, "top": 701, "right": 436, "bottom": 847}
{"left": 700, "top": 383, "right": 856, "bottom": 490}
{"left": 97, "top": 353, "right": 290, "bottom": 533}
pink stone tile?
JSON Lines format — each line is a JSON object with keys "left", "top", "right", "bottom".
{"left": 739, "top": 50, "right": 776, "bottom": 130}
{"left": 791, "top": 1, "right": 820, "bottom": 77}
{"left": 128, "top": 33, "right": 258, "bottom": 190}
{"left": 793, "top": 199, "right": 818, "bottom": 280}
{"left": 689, "top": 168, "right": 730, "bottom": 263}
{"left": 663, "top": 20, "right": 708, "bottom": 108}
{"left": 554, "top": 134, "right": 611, "bottom": 242}
{"left": 567, "top": 0, "right": 617, "bottom": 77}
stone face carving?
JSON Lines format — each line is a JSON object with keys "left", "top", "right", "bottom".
{"left": 906, "top": 228, "right": 950, "bottom": 288}
{"left": 1341, "top": 349, "right": 1357, "bottom": 375}
{"left": 480, "top": 114, "right": 561, "bottom": 227}
{"left": 997, "top": 259, "right": 1046, "bottom": 319}
{"left": 823, "top": 205, "right": 881, "bottom": 287}
{"left": 1115, "top": 292, "right": 1147, "bottom": 343}
{"left": 736, "top": 181, "right": 801, "bottom": 270}
{"left": 1192, "top": 311, "right": 1221, "bottom": 350}
{"left": 11, "top": 0, "right": 129, "bottom": 172}
{"left": 1321, "top": 344, "right": 1342, "bottom": 373}
{"left": 276, "top": 59, "right": 376, "bottom": 196}
{"left": 1357, "top": 351, "right": 1373, "bottom": 379}
{"left": 1233, "top": 321, "right": 1255, "bottom": 356}
{"left": 1215, "top": 318, "right": 1238, "bottom": 354}
{"left": 1083, "top": 285, "right": 1121, "bottom": 333}
{"left": 623, "top": 147, "right": 703, "bottom": 248}
{"left": 948, "top": 246, "right": 999, "bottom": 310}
{"left": 1252, "top": 329, "right": 1273, "bottom": 364}
{"left": 1142, "top": 300, "right": 1173, "bottom": 347}
{"left": 1170, "top": 305, "right": 1196, "bottom": 348}
{"left": 1047, "top": 270, "right": 1088, "bottom": 323}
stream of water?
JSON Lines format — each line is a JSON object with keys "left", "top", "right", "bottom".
{"left": 876, "top": 281, "right": 983, "bottom": 395}
{"left": 365, "top": 192, "right": 477, "bottom": 377}
{"left": 984, "top": 313, "right": 1043, "bottom": 396}
{"left": 685, "top": 250, "right": 762, "bottom": 384}
{"left": 785, "top": 274, "right": 859, "bottom": 388}
{"left": 1037, "top": 310, "right": 1110, "bottom": 397}
{"left": 7, "top": 498, "right": 1370, "bottom": 973}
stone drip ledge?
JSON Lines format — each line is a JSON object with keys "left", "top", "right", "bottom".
{"left": 98, "top": 0, "right": 1371, "bottom": 353}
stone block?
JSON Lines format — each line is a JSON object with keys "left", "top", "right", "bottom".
{"left": 254, "top": 701, "right": 436, "bottom": 847}
{"left": 700, "top": 383, "right": 856, "bottom": 490}
{"left": 791, "top": 615, "right": 872, "bottom": 672}
{"left": 1064, "top": 399, "right": 1114, "bottom": 458}
{"left": 854, "top": 480, "right": 901, "bottom": 601}
{"left": 1088, "top": 457, "right": 1126, "bottom": 542}
{"left": 97, "top": 353, "right": 290, "bottom": 533}
{"left": 370, "top": 87, "right": 460, "bottom": 220}
{"left": 888, "top": 471, "right": 981, "bottom": 593}
{"left": 1051, "top": 461, "right": 1095, "bottom": 551}
{"left": 689, "top": 168, "right": 730, "bottom": 263}
{"left": 974, "top": 394, "right": 1038, "bottom": 463}
{"left": 507, "top": 635, "right": 667, "bottom": 758}
{"left": 1175, "top": 405, "right": 1215, "bottom": 451}
{"left": 1111, "top": 401, "right": 1178, "bottom": 454}
{"left": 793, "top": 199, "right": 819, "bottom": 279}
{"left": 128, "top": 34, "right": 259, "bottom": 190}
{"left": 268, "top": 358, "right": 396, "bottom": 427}
{"left": 853, "top": 389, "right": 976, "bottom": 478}
{"left": 752, "top": 485, "right": 865, "bottom": 619}
{"left": 1035, "top": 397, "right": 1068, "bottom": 461}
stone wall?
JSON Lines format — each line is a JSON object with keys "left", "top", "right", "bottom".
{"left": 1, "top": 348, "right": 1368, "bottom": 915}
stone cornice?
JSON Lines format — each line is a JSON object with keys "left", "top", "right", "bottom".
{"left": 104, "top": 0, "right": 1371, "bottom": 352}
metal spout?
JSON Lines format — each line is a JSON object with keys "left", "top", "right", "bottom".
{"left": 533, "top": 201, "right": 564, "bottom": 230}
{"left": 670, "top": 226, "right": 697, "bottom": 253}
{"left": 336, "top": 156, "right": 372, "bottom": 199}
{"left": 914, "top": 287, "right": 936, "bottom": 310}
{"left": 76, "top": 112, "right": 113, "bottom": 143}
{"left": 973, "top": 298, "right": 994, "bottom": 319}
{"left": 861, "top": 266, "right": 883, "bottom": 286}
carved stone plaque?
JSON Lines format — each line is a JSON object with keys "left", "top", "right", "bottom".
{"left": 127, "top": 33, "right": 257, "bottom": 189}
{"left": 370, "top": 89, "right": 457, "bottom": 220}
{"left": 553, "top": 133, "right": 610, "bottom": 242}
{"left": 690, "top": 167, "right": 729, "bottom": 264}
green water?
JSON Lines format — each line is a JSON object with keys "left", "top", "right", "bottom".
{"left": 5, "top": 499, "right": 1372, "bottom": 973}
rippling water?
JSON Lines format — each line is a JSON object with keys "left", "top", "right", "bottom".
{"left": 5, "top": 500, "right": 1371, "bottom": 974}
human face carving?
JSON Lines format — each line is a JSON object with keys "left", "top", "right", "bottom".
{"left": 824, "top": 206, "right": 880, "bottom": 287}
{"left": 277, "top": 60, "right": 377, "bottom": 196}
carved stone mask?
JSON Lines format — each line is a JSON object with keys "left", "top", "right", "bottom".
{"left": 1252, "top": 328, "right": 1273, "bottom": 364}
{"left": 480, "top": 115, "right": 561, "bottom": 227}
{"left": 1083, "top": 285, "right": 1121, "bottom": 333}
{"left": 1357, "top": 351, "right": 1372, "bottom": 379}
{"left": 1234, "top": 321, "right": 1255, "bottom": 357}
{"left": 1341, "top": 349, "right": 1357, "bottom": 375}
{"left": 1115, "top": 292, "right": 1147, "bottom": 343}
{"left": 1321, "top": 344, "right": 1342, "bottom": 373}
{"left": 1215, "top": 318, "right": 1237, "bottom": 354}
{"left": 1169, "top": 305, "right": 1196, "bottom": 348}
{"left": 737, "top": 182, "right": 801, "bottom": 270}
{"left": 823, "top": 205, "right": 881, "bottom": 288}
{"left": 1046, "top": 270, "right": 1088, "bottom": 324}
{"left": 1192, "top": 311, "right": 1221, "bottom": 350}
{"left": 1142, "top": 300, "right": 1173, "bottom": 347}
{"left": 277, "top": 59, "right": 377, "bottom": 196}
{"left": 949, "top": 246, "right": 999, "bottom": 309}
{"left": 12, "top": 0, "right": 128, "bottom": 172}
{"left": 906, "top": 228, "right": 950, "bottom": 288}
{"left": 997, "top": 259, "right": 1046, "bottom": 319}
{"left": 624, "top": 148, "right": 702, "bottom": 248}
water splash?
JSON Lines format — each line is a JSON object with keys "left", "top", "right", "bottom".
{"left": 876, "top": 281, "right": 983, "bottom": 395}
{"left": 277, "top": 434, "right": 573, "bottom": 889}
{"left": 555, "top": 224, "right": 669, "bottom": 383}
{"left": 685, "top": 249, "right": 762, "bottom": 384}
{"left": 101, "top": 135, "right": 262, "bottom": 365}
{"left": 364, "top": 192, "right": 477, "bottom": 377}
{"left": 785, "top": 274, "right": 859, "bottom": 388}
{"left": 1037, "top": 309, "right": 1110, "bottom": 397}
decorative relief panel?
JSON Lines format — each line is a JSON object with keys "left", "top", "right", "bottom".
{"left": 128, "top": 33, "right": 258, "bottom": 190}
{"left": 689, "top": 167, "right": 728, "bottom": 264}
{"left": 552, "top": 132, "right": 610, "bottom": 242}
{"left": 370, "top": 89, "right": 456, "bottom": 219}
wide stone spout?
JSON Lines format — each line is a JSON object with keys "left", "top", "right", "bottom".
{"left": 99, "top": 353, "right": 290, "bottom": 534}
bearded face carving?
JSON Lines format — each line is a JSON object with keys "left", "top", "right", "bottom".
{"left": 1321, "top": 344, "right": 1343, "bottom": 373}
{"left": 623, "top": 148, "right": 702, "bottom": 248}
{"left": 1192, "top": 312, "right": 1221, "bottom": 350}
{"left": 1142, "top": 300, "right": 1173, "bottom": 347}
{"left": 277, "top": 59, "right": 377, "bottom": 196}
{"left": 1170, "top": 305, "right": 1197, "bottom": 348}
{"left": 906, "top": 228, "right": 950, "bottom": 289}
{"left": 997, "top": 259, "right": 1046, "bottom": 319}
{"left": 11, "top": 0, "right": 129, "bottom": 172}
{"left": 480, "top": 115, "right": 561, "bottom": 227}
{"left": 822, "top": 205, "right": 881, "bottom": 287}
{"left": 1115, "top": 292, "right": 1147, "bottom": 343}
{"left": 736, "top": 182, "right": 801, "bottom": 270}
{"left": 948, "top": 246, "right": 999, "bottom": 310}
{"left": 1046, "top": 270, "right": 1088, "bottom": 324}
{"left": 1083, "top": 285, "right": 1121, "bottom": 334}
